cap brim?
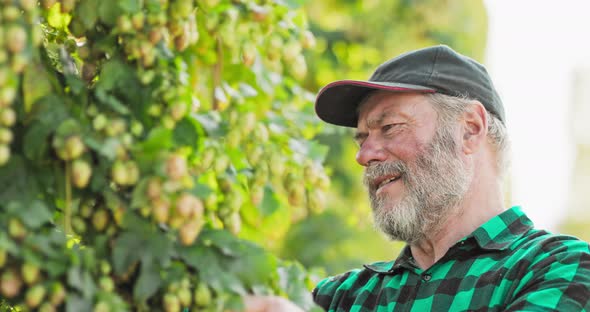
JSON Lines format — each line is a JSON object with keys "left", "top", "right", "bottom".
{"left": 314, "top": 80, "right": 436, "bottom": 127}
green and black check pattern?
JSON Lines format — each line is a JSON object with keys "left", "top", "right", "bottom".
{"left": 313, "top": 207, "right": 590, "bottom": 311}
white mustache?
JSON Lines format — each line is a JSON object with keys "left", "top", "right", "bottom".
{"left": 363, "top": 161, "right": 407, "bottom": 192}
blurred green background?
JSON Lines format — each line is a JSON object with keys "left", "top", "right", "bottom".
{"left": 275, "top": 0, "right": 489, "bottom": 276}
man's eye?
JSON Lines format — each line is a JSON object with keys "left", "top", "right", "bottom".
{"left": 382, "top": 124, "right": 396, "bottom": 132}
{"left": 354, "top": 138, "right": 364, "bottom": 147}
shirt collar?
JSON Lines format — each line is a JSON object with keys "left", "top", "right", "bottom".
{"left": 364, "top": 206, "right": 534, "bottom": 274}
{"left": 364, "top": 246, "right": 415, "bottom": 274}
{"left": 469, "top": 206, "right": 533, "bottom": 250}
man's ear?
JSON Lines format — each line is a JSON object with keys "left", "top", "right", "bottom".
{"left": 461, "top": 101, "right": 488, "bottom": 155}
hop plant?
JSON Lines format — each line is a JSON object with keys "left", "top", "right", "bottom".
{"left": 0, "top": 0, "right": 328, "bottom": 310}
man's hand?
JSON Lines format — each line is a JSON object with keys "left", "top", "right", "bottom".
{"left": 243, "top": 295, "right": 304, "bottom": 312}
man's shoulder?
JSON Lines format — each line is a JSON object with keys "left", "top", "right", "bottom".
{"left": 508, "top": 228, "right": 590, "bottom": 271}
{"left": 313, "top": 261, "right": 389, "bottom": 294}
{"left": 516, "top": 228, "right": 590, "bottom": 252}
{"left": 312, "top": 263, "right": 387, "bottom": 309}
{"left": 315, "top": 268, "right": 363, "bottom": 291}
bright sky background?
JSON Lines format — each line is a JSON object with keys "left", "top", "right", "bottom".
{"left": 484, "top": 0, "right": 590, "bottom": 230}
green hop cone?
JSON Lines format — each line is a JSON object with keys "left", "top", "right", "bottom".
{"left": 194, "top": 283, "right": 212, "bottom": 307}
{"left": 21, "top": 262, "right": 40, "bottom": 285}
{"left": 94, "top": 301, "right": 110, "bottom": 312}
{"left": 39, "top": 302, "right": 57, "bottom": 312}
{"left": 8, "top": 217, "right": 27, "bottom": 239}
{"left": 49, "top": 281, "right": 66, "bottom": 306}
{"left": 92, "top": 209, "right": 109, "bottom": 232}
{"left": 0, "top": 127, "right": 13, "bottom": 144}
{"left": 0, "top": 248, "right": 6, "bottom": 268}
{"left": 99, "top": 276, "right": 115, "bottom": 292}
{"left": 163, "top": 292, "right": 181, "bottom": 312}
{"left": 0, "top": 269, "right": 22, "bottom": 298}
{"left": 5, "top": 25, "right": 27, "bottom": 53}
{"left": 25, "top": 284, "right": 46, "bottom": 308}
{"left": 64, "top": 135, "right": 85, "bottom": 160}
{"left": 0, "top": 144, "right": 10, "bottom": 166}
{"left": 0, "top": 107, "right": 16, "bottom": 127}
{"left": 71, "top": 159, "right": 92, "bottom": 189}
{"left": 177, "top": 286, "right": 192, "bottom": 307}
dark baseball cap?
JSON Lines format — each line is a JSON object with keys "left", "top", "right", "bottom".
{"left": 314, "top": 45, "right": 504, "bottom": 127}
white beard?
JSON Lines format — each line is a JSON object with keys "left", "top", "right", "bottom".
{"left": 364, "top": 125, "right": 472, "bottom": 243}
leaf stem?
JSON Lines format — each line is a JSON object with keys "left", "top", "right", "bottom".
{"left": 65, "top": 161, "right": 72, "bottom": 235}
{"left": 212, "top": 36, "right": 223, "bottom": 110}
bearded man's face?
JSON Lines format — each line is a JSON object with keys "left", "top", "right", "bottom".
{"left": 355, "top": 92, "right": 472, "bottom": 243}
{"left": 363, "top": 123, "right": 471, "bottom": 243}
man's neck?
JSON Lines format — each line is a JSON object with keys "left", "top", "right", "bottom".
{"left": 409, "top": 179, "right": 505, "bottom": 270}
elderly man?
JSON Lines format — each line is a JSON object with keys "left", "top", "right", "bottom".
{"left": 245, "top": 45, "right": 590, "bottom": 311}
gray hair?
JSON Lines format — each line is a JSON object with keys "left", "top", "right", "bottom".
{"left": 426, "top": 93, "right": 511, "bottom": 178}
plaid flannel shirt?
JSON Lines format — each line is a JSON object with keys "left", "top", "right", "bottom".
{"left": 313, "top": 206, "right": 590, "bottom": 311}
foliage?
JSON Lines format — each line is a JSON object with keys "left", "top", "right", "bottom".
{"left": 279, "top": 0, "right": 489, "bottom": 274}
{"left": 305, "top": 0, "right": 488, "bottom": 90}
{"left": 0, "top": 0, "right": 328, "bottom": 311}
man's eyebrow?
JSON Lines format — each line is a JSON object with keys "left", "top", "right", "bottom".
{"left": 363, "top": 110, "right": 398, "bottom": 129}
{"left": 353, "top": 132, "right": 367, "bottom": 142}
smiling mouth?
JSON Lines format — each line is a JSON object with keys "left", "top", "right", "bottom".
{"left": 375, "top": 175, "right": 402, "bottom": 193}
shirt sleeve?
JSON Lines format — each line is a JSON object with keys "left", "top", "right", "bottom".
{"left": 504, "top": 237, "right": 590, "bottom": 311}
{"left": 312, "top": 271, "right": 356, "bottom": 311}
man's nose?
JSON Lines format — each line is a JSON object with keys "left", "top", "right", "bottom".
{"left": 355, "top": 137, "right": 387, "bottom": 167}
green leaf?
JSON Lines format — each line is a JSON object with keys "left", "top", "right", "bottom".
{"left": 23, "top": 63, "right": 53, "bottom": 113}
{"left": 96, "top": 59, "right": 132, "bottom": 91}
{"left": 28, "top": 231, "right": 71, "bottom": 278}
{"left": 231, "top": 246, "right": 277, "bottom": 290}
{"left": 66, "top": 294, "right": 93, "bottom": 312}
{"left": 133, "top": 262, "right": 162, "bottom": 302}
{"left": 23, "top": 123, "right": 52, "bottom": 162}
{"left": 76, "top": 0, "right": 99, "bottom": 30}
{"left": 95, "top": 89, "right": 130, "bottom": 115}
{"left": 113, "top": 216, "right": 173, "bottom": 276}
{"left": 112, "top": 232, "right": 142, "bottom": 275}
{"left": 6, "top": 200, "right": 53, "bottom": 229}
{"left": 277, "top": 262, "right": 318, "bottom": 310}
{"left": 65, "top": 74, "right": 86, "bottom": 95}
{"left": 178, "top": 244, "right": 247, "bottom": 295}
{"left": 95, "top": 137, "right": 121, "bottom": 160}
{"left": 47, "top": 3, "right": 72, "bottom": 29}
{"left": 145, "top": 231, "right": 173, "bottom": 267}
{"left": 0, "top": 156, "right": 40, "bottom": 203}
{"left": 0, "top": 232, "right": 18, "bottom": 254}
{"left": 35, "top": 94, "right": 70, "bottom": 125}
{"left": 44, "top": 257, "right": 70, "bottom": 278}
{"left": 67, "top": 266, "right": 96, "bottom": 299}
{"left": 259, "top": 186, "right": 280, "bottom": 217}
{"left": 95, "top": 291, "right": 129, "bottom": 312}
{"left": 130, "top": 178, "right": 149, "bottom": 209}
{"left": 182, "top": 229, "right": 278, "bottom": 291}
{"left": 307, "top": 140, "right": 329, "bottom": 163}
{"left": 56, "top": 118, "right": 82, "bottom": 137}
{"left": 118, "top": 0, "right": 141, "bottom": 14}
{"left": 189, "top": 182, "right": 213, "bottom": 198}
{"left": 173, "top": 117, "right": 201, "bottom": 148}
{"left": 98, "top": 0, "right": 123, "bottom": 26}
{"left": 135, "top": 127, "right": 173, "bottom": 154}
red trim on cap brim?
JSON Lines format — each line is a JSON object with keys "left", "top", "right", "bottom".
{"left": 317, "top": 80, "right": 436, "bottom": 97}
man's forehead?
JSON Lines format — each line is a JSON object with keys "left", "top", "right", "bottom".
{"left": 356, "top": 92, "right": 432, "bottom": 128}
